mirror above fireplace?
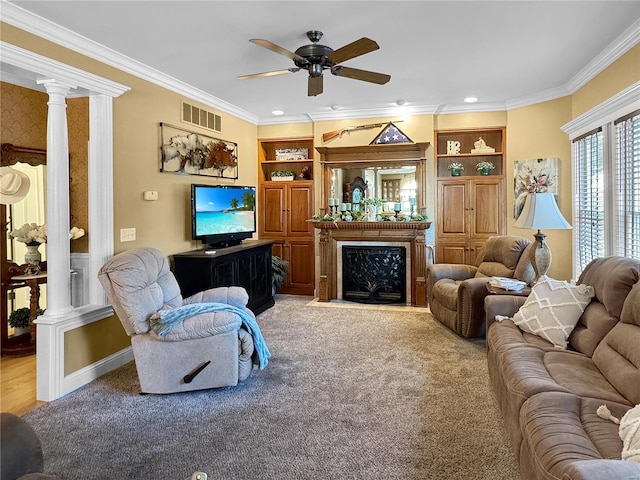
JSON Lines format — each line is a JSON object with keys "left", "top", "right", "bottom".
{"left": 316, "top": 143, "right": 429, "bottom": 217}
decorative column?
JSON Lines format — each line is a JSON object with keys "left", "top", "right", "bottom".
{"left": 40, "top": 80, "right": 73, "bottom": 316}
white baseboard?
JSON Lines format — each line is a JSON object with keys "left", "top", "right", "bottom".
{"left": 62, "top": 346, "right": 134, "bottom": 396}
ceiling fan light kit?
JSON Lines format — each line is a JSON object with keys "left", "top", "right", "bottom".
{"left": 239, "top": 30, "right": 391, "bottom": 96}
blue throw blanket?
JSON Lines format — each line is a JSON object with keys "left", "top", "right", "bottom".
{"left": 149, "top": 303, "right": 270, "bottom": 369}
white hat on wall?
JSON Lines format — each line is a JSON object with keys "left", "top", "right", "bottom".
{"left": 0, "top": 166, "right": 31, "bottom": 204}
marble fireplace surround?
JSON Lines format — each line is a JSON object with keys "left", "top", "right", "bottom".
{"left": 314, "top": 221, "right": 432, "bottom": 307}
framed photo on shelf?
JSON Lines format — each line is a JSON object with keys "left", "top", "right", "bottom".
{"left": 160, "top": 122, "right": 238, "bottom": 179}
{"left": 275, "top": 148, "right": 308, "bottom": 161}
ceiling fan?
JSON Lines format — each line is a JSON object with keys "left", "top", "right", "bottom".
{"left": 238, "top": 30, "right": 391, "bottom": 96}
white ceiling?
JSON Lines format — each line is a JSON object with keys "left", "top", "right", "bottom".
{"left": 3, "top": 1, "right": 640, "bottom": 124}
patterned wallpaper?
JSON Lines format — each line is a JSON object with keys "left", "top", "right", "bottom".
{"left": 67, "top": 97, "right": 89, "bottom": 253}
{"left": 0, "top": 82, "right": 89, "bottom": 253}
{"left": 0, "top": 82, "right": 47, "bottom": 148}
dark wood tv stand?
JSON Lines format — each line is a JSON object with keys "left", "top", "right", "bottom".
{"left": 172, "top": 239, "right": 274, "bottom": 315}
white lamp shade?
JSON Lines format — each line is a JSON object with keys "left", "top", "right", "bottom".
{"left": 515, "top": 192, "right": 571, "bottom": 230}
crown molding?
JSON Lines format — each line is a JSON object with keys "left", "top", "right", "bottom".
{"left": 2, "top": 0, "right": 638, "bottom": 125}
{"left": 0, "top": 41, "right": 130, "bottom": 97}
{"left": 307, "top": 104, "right": 439, "bottom": 122}
{"left": 0, "top": 1, "right": 259, "bottom": 124}
{"left": 435, "top": 101, "right": 508, "bottom": 115}
{"left": 505, "top": 84, "right": 572, "bottom": 110}
{"left": 561, "top": 81, "right": 640, "bottom": 139}
{"left": 566, "top": 18, "right": 640, "bottom": 94}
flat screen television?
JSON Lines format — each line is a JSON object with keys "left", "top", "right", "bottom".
{"left": 191, "top": 184, "right": 256, "bottom": 248}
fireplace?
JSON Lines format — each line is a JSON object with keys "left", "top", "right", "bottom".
{"left": 342, "top": 245, "right": 406, "bottom": 304}
{"left": 314, "top": 221, "right": 431, "bottom": 307}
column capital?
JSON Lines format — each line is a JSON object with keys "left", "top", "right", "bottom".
{"left": 37, "top": 78, "right": 75, "bottom": 96}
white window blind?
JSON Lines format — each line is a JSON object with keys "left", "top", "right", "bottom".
{"left": 572, "top": 108, "right": 640, "bottom": 274}
{"left": 573, "top": 129, "right": 605, "bottom": 273}
{"left": 615, "top": 111, "right": 640, "bottom": 259}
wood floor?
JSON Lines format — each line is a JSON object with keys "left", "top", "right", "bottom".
{"left": 0, "top": 354, "right": 44, "bottom": 416}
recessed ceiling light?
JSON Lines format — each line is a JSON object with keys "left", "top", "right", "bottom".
{"left": 464, "top": 97, "right": 478, "bottom": 103}
{"left": 330, "top": 104, "right": 342, "bottom": 111}
{"left": 395, "top": 99, "right": 407, "bottom": 106}
{"left": 272, "top": 110, "right": 284, "bottom": 115}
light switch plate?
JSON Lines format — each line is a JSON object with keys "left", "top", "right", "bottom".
{"left": 120, "top": 228, "right": 136, "bottom": 242}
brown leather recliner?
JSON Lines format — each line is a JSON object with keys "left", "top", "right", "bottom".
{"left": 426, "top": 235, "right": 534, "bottom": 338}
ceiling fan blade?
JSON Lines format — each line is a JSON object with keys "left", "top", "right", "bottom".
{"left": 326, "top": 37, "right": 379, "bottom": 64}
{"left": 331, "top": 66, "right": 390, "bottom": 85}
{"left": 308, "top": 75, "right": 323, "bottom": 96}
{"left": 237, "top": 68, "right": 300, "bottom": 80}
{"left": 250, "top": 39, "right": 308, "bottom": 64}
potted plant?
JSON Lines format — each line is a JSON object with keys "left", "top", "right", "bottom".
{"left": 272, "top": 255, "right": 289, "bottom": 293}
{"left": 476, "top": 161, "right": 495, "bottom": 176}
{"left": 270, "top": 170, "right": 295, "bottom": 181}
{"left": 447, "top": 162, "right": 464, "bottom": 176}
{"left": 9, "top": 307, "right": 44, "bottom": 334}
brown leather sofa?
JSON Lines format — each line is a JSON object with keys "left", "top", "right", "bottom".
{"left": 426, "top": 235, "right": 534, "bottom": 338}
{"left": 485, "top": 256, "right": 640, "bottom": 480}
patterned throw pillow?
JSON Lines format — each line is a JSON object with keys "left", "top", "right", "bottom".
{"left": 620, "top": 404, "right": 640, "bottom": 463}
{"left": 512, "top": 276, "right": 595, "bottom": 348}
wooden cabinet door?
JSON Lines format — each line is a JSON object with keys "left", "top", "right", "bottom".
{"left": 287, "top": 183, "right": 314, "bottom": 237}
{"left": 437, "top": 181, "right": 468, "bottom": 237}
{"left": 260, "top": 184, "right": 286, "bottom": 236}
{"left": 437, "top": 242, "right": 468, "bottom": 265}
{"left": 468, "top": 240, "right": 487, "bottom": 265}
{"left": 470, "top": 180, "right": 503, "bottom": 238}
{"left": 286, "top": 239, "right": 315, "bottom": 295}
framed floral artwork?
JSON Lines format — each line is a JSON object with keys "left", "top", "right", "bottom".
{"left": 513, "top": 157, "right": 559, "bottom": 219}
{"left": 160, "top": 122, "right": 238, "bottom": 179}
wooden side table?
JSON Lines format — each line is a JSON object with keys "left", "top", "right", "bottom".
{"left": 4, "top": 272, "right": 47, "bottom": 356}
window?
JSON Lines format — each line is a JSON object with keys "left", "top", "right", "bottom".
{"left": 573, "top": 129, "right": 605, "bottom": 271}
{"left": 615, "top": 112, "right": 640, "bottom": 259}
{"left": 571, "top": 108, "right": 640, "bottom": 274}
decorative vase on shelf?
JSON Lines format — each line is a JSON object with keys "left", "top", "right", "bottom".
{"left": 366, "top": 205, "right": 379, "bottom": 221}
{"left": 451, "top": 169, "right": 461, "bottom": 177}
{"left": 480, "top": 167, "right": 491, "bottom": 176}
{"left": 24, "top": 242, "right": 42, "bottom": 265}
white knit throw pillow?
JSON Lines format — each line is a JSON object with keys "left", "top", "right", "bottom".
{"left": 620, "top": 404, "right": 640, "bottom": 463}
{"left": 597, "top": 404, "right": 640, "bottom": 463}
{"left": 512, "top": 276, "right": 594, "bottom": 349}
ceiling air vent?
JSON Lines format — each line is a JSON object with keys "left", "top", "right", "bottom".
{"left": 182, "top": 101, "right": 221, "bottom": 132}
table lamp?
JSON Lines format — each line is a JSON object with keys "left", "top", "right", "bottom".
{"left": 514, "top": 192, "right": 571, "bottom": 282}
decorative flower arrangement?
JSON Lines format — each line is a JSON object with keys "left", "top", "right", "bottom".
{"left": 9, "top": 223, "right": 47, "bottom": 245}
{"left": 476, "top": 161, "right": 495, "bottom": 171}
{"left": 447, "top": 162, "right": 464, "bottom": 171}
{"left": 164, "top": 133, "right": 237, "bottom": 175}
{"left": 10, "top": 223, "right": 86, "bottom": 245}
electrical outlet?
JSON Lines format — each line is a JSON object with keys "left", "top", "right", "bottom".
{"left": 120, "top": 228, "right": 136, "bottom": 242}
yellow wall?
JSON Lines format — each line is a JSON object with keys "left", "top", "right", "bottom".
{"left": 64, "top": 316, "right": 130, "bottom": 375}
{"left": 506, "top": 98, "right": 573, "bottom": 280}
{"left": 572, "top": 44, "right": 640, "bottom": 118}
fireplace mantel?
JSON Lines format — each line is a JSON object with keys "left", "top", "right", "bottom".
{"left": 314, "top": 221, "right": 432, "bottom": 306}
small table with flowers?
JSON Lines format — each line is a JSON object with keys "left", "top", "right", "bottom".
{"left": 4, "top": 271, "right": 47, "bottom": 356}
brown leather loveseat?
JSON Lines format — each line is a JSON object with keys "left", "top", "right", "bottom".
{"left": 426, "top": 235, "right": 534, "bottom": 338}
{"left": 485, "top": 256, "right": 640, "bottom": 480}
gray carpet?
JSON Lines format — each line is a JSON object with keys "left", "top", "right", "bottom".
{"left": 24, "top": 295, "right": 519, "bottom": 480}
